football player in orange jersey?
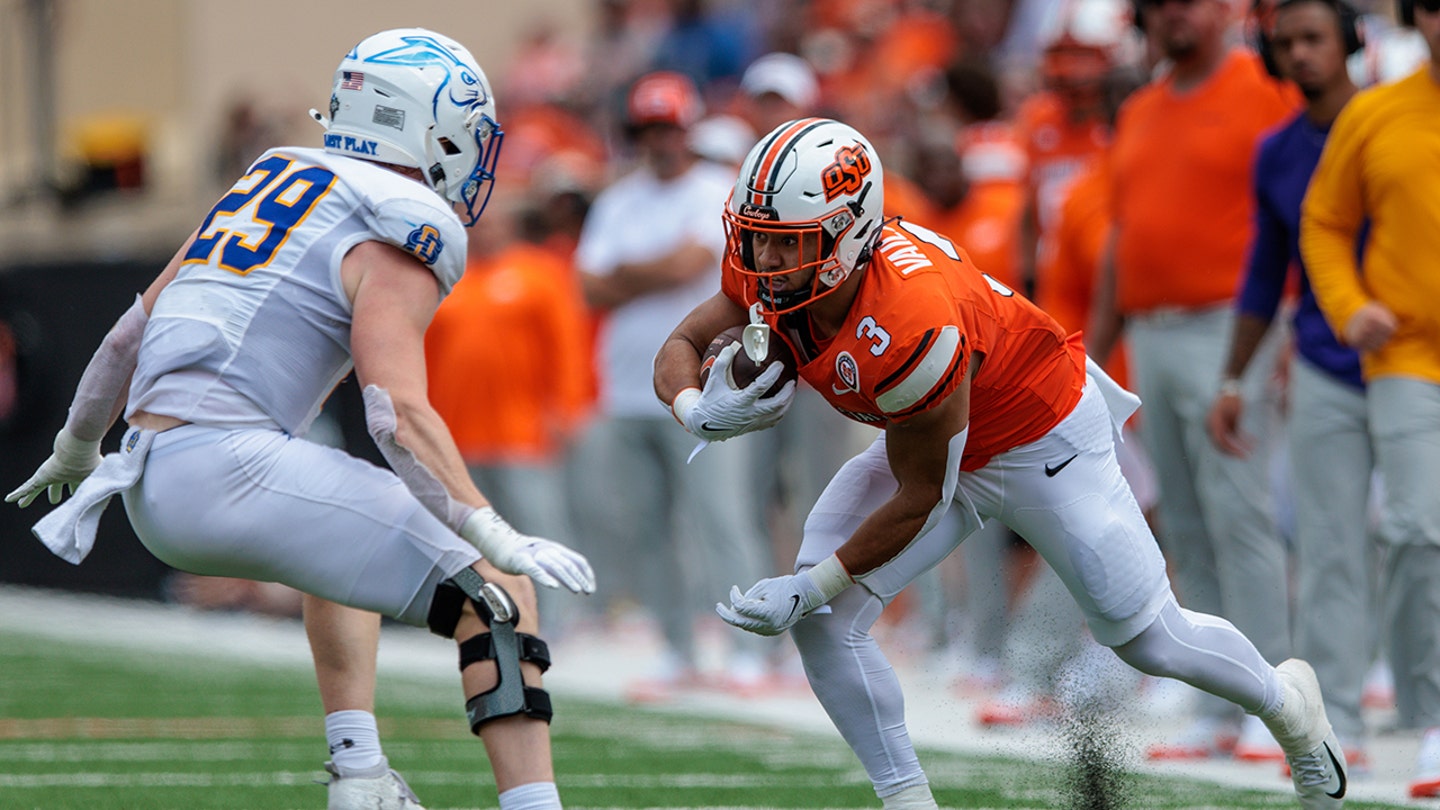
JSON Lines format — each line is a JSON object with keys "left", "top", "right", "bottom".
{"left": 653, "top": 118, "right": 1346, "bottom": 810}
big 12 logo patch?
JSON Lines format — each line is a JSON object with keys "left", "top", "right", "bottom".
{"left": 821, "top": 144, "right": 872, "bottom": 202}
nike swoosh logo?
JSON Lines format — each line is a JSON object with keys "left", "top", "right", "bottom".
{"left": 700, "top": 422, "right": 721, "bottom": 433}
{"left": 1044, "top": 454, "right": 1079, "bottom": 477}
{"left": 1324, "top": 742, "right": 1347, "bottom": 799}
{"left": 785, "top": 594, "right": 801, "bottom": 622}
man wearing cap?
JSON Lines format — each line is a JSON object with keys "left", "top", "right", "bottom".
{"left": 570, "top": 71, "right": 774, "bottom": 700}
{"left": 740, "top": 52, "right": 823, "bottom": 133}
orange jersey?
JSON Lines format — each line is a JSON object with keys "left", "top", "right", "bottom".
{"left": 426, "top": 243, "right": 594, "bottom": 463}
{"left": 1016, "top": 92, "right": 1109, "bottom": 237}
{"left": 1110, "top": 50, "right": 1298, "bottom": 314}
{"left": 930, "top": 179, "right": 1027, "bottom": 292}
{"left": 723, "top": 221, "right": 1086, "bottom": 471}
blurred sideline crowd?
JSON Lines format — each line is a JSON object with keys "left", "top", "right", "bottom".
{"left": 167, "top": 0, "right": 1438, "bottom": 792}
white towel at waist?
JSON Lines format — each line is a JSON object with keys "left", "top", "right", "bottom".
{"left": 1084, "top": 355, "right": 1142, "bottom": 441}
{"left": 33, "top": 426, "right": 155, "bottom": 564}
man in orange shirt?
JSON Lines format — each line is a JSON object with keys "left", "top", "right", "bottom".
{"left": 426, "top": 199, "right": 594, "bottom": 635}
{"left": 654, "top": 117, "right": 1345, "bottom": 810}
{"left": 1089, "top": 0, "right": 1301, "bottom": 761}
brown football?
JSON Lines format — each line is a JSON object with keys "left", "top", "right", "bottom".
{"left": 699, "top": 325, "right": 798, "bottom": 397}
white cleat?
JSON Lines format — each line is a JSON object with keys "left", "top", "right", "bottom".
{"left": 1263, "top": 659, "right": 1347, "bottom": 808}
{"left": 324, "top": 758, "right": 426, "bottom": 810}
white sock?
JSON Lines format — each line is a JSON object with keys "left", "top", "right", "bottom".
{"left": 880, "top": 782, "right": 937, "bottom": 810}
{"left": 498, "top": 781, "right": 561, "bottom": 810}
{"left": 324, "top": 710, "right": 384, "bottom": 771}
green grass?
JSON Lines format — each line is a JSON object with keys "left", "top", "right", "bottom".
{"left": 0, "top": 629, "right": 1410, "bottom": 810}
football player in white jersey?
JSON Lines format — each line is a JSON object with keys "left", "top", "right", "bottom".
{"left": 7, "top": 28, "right": 593, "bottom": 810}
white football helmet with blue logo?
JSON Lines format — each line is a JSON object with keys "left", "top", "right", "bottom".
{"left": 315, "top": 28, "right": 503, "bottom": 225}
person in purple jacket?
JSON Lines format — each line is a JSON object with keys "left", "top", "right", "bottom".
{"left": 1206, "top": 0, "right": 1373, "bottom": 770}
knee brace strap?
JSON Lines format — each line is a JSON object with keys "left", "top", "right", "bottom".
{"left": 427, "top": 567, "right": 517, "bottom": 639}
{"left": 426, "top": 568, "right": 555, "bottom": 732}
{"left": 459, "top": 633, "right": 552, "bottom": 674}
{"left": 460, "top": 625, "right": 555, "bottom": 732}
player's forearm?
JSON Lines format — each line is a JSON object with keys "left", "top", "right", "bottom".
{"left": 834, "top": 486, "right": 942, "bottom": 576}
{"left": 390, "top": 398, "right": 487, "bottom": 508}
{"left": 66, "top": 296, "right": 148, "bottom": 442}
{"left": 363, "top": 385, "right": 488, "bottom": 533}
{"left": 653, "top": 334, "right": 705, "bottom": 410}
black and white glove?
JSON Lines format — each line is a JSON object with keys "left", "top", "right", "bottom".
{"left": 672, "top": 343, "right": 795, "bottom": 442}
{"left": 6, "top": 428, "right": 103, "bottom": 508}
{"left": 716, "top": 555, "right": 853, "bottom": 636}
{"left": 460, "top": 507, "right": 596, "bottom": 594}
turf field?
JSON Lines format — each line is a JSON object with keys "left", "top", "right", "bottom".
{"left": 0, "top": 619, "right": 1415, "bottom": 810}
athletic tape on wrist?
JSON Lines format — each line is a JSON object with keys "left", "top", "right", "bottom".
{"left": 458, "top": 506, "right": 523, "bottom": 561}
{"left": 671, "top": 387, "right": 701, "bottom": 428}
{"left": 806, "top": 554, "right": 854, "bottom": 602}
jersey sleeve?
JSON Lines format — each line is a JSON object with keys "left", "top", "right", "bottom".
{"left": 367, "top": 196, "right": 468, "bottom": 295}
{"left": 873, "top": 324, "right": 968, "bottom": 421}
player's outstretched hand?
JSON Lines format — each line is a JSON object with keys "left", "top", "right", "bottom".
{"left": 5, "top": 429, "right": 102, "bottom": 508}
{"left": 716, "top": 573, "right": 826, "bottom": 636}
{"left": 460, "top": 507, "right": 596, "bottom": 594}
{"left": 674, "top": 343, "right": 795, "bottom": 442}
{"left": 508, "top": 537, "right": 596, "bottom": 595}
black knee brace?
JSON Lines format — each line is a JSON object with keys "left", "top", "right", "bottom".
{"left": 426, "top": 568, "right": 554, "bottom": 733}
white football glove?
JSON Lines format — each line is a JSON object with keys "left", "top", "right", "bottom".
{"left": 672, "top": 343, "right": 796, "bottom": 442}
{"left": 716, "top": 556, "right": 854, "bottom": 636}
{"left": 460, "top": 507, "right": 596, "bottom": 594}
{"left": 6, "top": 428, "right": 103, "bottom": 508}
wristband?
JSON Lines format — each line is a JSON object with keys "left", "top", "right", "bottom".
{"left": 459, "top": 506, "right": 521, "bottom": 559}
{"left": 1217, "top": 378, "right": 1243, "bottom": 398}
{"left": 806, "top": 554, "right": 854, "bottom": 602}
{"left": 670, "top": 387, "right": 701, "bottom": 428}
{"left": 53, "top": 427, "right": 101, "bottom": 467}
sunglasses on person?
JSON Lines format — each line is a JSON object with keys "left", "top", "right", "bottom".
{"left": 1141, "top": 0, "right": 1204, "bottom": 9}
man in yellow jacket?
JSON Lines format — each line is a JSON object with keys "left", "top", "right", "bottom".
{"left": 1301, "top": 0, "right": 1440, "bottom": 796}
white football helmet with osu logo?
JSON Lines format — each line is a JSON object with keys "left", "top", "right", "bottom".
{"left": 724, "top": 118, "right": 885, "bottom": 315}
{"left": 311, "top": 27, "right": 504, "bottom": 226}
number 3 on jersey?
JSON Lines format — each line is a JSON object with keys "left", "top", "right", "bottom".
{"left": 184, "top": 155, "right": 336, "bottom": 275}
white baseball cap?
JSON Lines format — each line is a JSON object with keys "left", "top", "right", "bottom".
{"left": 740, "top": 52, "right": 820, "bottom": 109}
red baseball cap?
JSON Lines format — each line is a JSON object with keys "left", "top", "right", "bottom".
{"left": 627, "top": 71, "right": 703, "bottom": 129}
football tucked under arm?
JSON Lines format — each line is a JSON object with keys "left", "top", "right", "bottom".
{"left": 671, "top": 326, "right": 799, "bottom": 442}
{"left": 698, "top": 325, "right": 798, "bottom": 396}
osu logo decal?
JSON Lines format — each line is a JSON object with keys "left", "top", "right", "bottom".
{"left": 821, "top": 144, "right": 872, "bottom": 202}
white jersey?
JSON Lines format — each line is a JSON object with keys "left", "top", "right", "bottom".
{"left": 128, "top": 147, "right": 466, "bottom": 435}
